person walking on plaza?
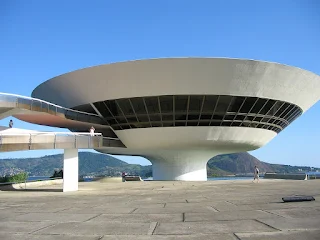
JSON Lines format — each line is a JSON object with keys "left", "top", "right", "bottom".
{"left": 9, "top": 119, "right": 13, "bottom": 128}
{"left": 253, "top": 165, "right": 260, "bottom": 183}
{"left": 122, "top": 172, "right": 127, "bottom": 182}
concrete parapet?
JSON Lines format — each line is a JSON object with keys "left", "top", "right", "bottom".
{"left": 0, "top": 179, "right": 63, "bottom": 190}
{"left": 125, "top": 176, "right": 143, "bottom": 181}
{"left": 98, "top": 177, "right": 122, "bottom": 183}
{"left": 264, "top": 172, "right": 307, "bottom": 180}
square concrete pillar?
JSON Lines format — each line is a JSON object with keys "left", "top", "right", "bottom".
{"left": 63, "top": 149, "right": 79, "bottom": 192}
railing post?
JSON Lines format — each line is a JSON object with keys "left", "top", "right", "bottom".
{"left": 54, "top": 134, "right": 56, "bottom": 149}
{"left": 28, "top": 133, "right": 32, "bottom": 150}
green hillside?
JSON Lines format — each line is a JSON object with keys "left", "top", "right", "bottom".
{"left": 0, "top": 152, "right": 128, "bottom": 176}
{"left": 208, "top": 152, "right": 318, "bottom": 175}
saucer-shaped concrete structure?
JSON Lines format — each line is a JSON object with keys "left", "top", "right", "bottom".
{"left": 16, "top": 58, "right": 320, "bottom": 181}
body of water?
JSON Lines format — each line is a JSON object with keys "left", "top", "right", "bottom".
{"left": 28, "top": 176, "right": 52, "bottom": 181}
{"left": 143, "top": 176, "right": 253, "bottom": 181}
{"left": 28, "top": 176, "right": 254, "bottom": 182}
{"left": 306, "top": 172, "right": 320, "bottom": 176}
{"left": 208, "top": 177, "right": 253, "bottom": 181}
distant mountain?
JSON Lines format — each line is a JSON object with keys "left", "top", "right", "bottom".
{"left": 207, "top": 152, "right": 319, "bottom": 175}
{"left": 208, "top": 152, "right": 274, "bottom": 175}
{"left": 0, "top": 151, "right": 318, "bottom": 177}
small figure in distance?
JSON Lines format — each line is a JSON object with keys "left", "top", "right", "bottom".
{"left": 9, "top": 119, "right": 13, "bottom": 128}
{"left": 89, "top": 126, "right": 95, "bottom": 137}
{"left": 253, "top": 165, "right": 260, "bottom": 183}
{"left": 122, "top": 172, "right": 127, "bottom": 182}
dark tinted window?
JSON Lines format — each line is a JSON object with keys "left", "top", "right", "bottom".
{"left": 228, "top": 97, "right": 245, "bottom": 112}
{"left": 145, "top": 97, "right": 159, "bottom": 114}
{"left": 89, "top": 94, "right": 301, "bottom": 134}
{"left": 116, "top": 99, "right": 133, "bottom": 115}
{"left": 215, "top": 96, "right": 232, "bottom": 113}
{"left": 160, "top": 96, "right": 173, "bottom": 113}
{"left": 189, "top": 95, "right": 203, "bottom": 113}
{"left": 202, "top": 95, "right": 218, "bottom": 112}
{"left": 175, "top": 95, "right": 188, "bottom": 112}
{"left": 251, "top": 98, "right": 267, "bottom": 113}
{"left": 240, "top": 97, "right": 257, "bottom": 113}
{"left": 131, "top": 98, "right": 147, "bottom": 114}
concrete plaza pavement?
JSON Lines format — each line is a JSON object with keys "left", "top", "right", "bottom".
{"left": 0, "top": 179, "right": 319, "bottom": 239}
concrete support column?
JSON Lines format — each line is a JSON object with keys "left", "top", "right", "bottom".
{"left": 63, "top": 149, "right": 79, "bottom": 192}
{"left": 147, "top": 151, "right": 216, "bottom": 181}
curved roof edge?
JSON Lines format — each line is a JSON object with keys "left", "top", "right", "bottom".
{"left": 32, "top": 57, "right": 320, "bottom": 97}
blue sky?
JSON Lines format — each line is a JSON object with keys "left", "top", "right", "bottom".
{"left": 0, "top": 0, "right": 319, "bottom": 167}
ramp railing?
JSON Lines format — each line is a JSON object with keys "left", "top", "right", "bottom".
{"left": 0, "top": 132, "right": 123, "bottom": 152}
{"left": 0, "top": 92, "right": 105, "bottom": 125}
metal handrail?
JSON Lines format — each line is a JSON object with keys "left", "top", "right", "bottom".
{"left": 0, "top": 92, "right": 100, "bottom": 117}
{"left": 0, "top": 132, "right": 120, "bottom": 140}
{"left": 0, "top": 132, "right": 102, "bottom": 136}
{"left": 0, "top": 130, "right": 124, "bottom": 151}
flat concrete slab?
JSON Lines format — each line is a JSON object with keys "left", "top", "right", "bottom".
{"left": 61, "top": 207, "right": 137, "bottom": 214}
{"left": 88, "top": 213, "right": 183, "bottom": 222}
{"left": 4, "top": 212, "right": 100, "bottom": 222}
{"left": 235, "top": 230, "right": 320, "bottom": 240}
{"left": 258, "top": 217, "right": 320, "bottom": 231}
{"left": 0, "top": 233, "right": 100, "bottom": 240}
{"left": 0, "top": 221, "right": 54, "bottom": 234}
{"left": 0, "top": 233, "right": 238, "bottom": 240}
{"left": 184, "top": 210, "right": 276, "bottom": 221}
{"left": 0, "top": 211, "right": 28, "bottom": 221}
{"left": 153, "top": 220, "right": 276, "bottom": 234}
{"left": 266, "top": 207, "right": 320, "bottom": 218}
{"left": 134, "top": 206, "right": 218, "bottom": 214}
{"left": 35, "top": 222, "right": 152, "bottom": 235}
{"left": 0, "top": 179, "right": 319, "bottom": 239}
{"left": 211, "top": 202, "right": 254, "bottom": 211}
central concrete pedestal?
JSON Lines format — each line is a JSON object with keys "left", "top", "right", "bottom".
{"left": 147, "top": 151, "right": 216, "bottom": 181}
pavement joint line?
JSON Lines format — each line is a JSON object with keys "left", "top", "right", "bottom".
{"left": 206, "top": 206, "right": 218, "bottom": 212}
{"left": 83, "top": 213, "right": 103, "bottom": 222}
{"left": 233, "top": 233, "right": 242, "bottom": 240}
{"left": 258, "top": 209, "right": 287, "bottom": 218}
{"left": 54, "top": 207, "right": 73, "bottom": 213}
{"left": 148, "top": 222, "right": 158, "bottom": 235}
{"left": 209, "top": 206, "right": 219, "bottom": 212}
{"left": 225, "top": 200, "right": 237, "bottom": 206}
{"left": 28, "top": 223, "right": 56, "bottom": 234}
{"left": 254, "top": 218, "right": 282, "bottom": 231}
{"left": 129, "top": 208, "right": 138, "bottom": 213}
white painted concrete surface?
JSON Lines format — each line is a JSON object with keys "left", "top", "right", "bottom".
{"left": 149, "top": 151, "right": 214, "bottom": 181}
{"left": 97, "top": 127, "right": 276, "bottom": 181}
{"left": 113, "top": 126, "right": 276, "bottom": 151}
{"left": 32, "top": 58, "right": 320, "bottom": 112}
{"left": 63, "top": 149, "right": 78, "bottom": 192}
